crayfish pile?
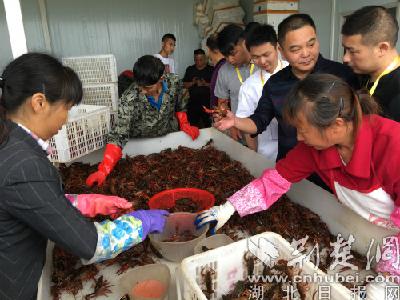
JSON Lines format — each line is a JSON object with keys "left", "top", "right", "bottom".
{"left": 222, "top": 259, "right": 310, "bottom": 300}
{"left": 52, "top": 142, "right": 254, "bottom": 298}
{"left": 52, "top": 141, "right": 370, "bottom": 299}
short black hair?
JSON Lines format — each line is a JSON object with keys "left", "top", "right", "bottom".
{"left": 206, "top": 34, "right": 219, "bottom": 51}
{"left": 162, "top": 33, "right": 176, "bottom": 42}
{"left": 246, "top": 24, "right": 278, "bottom": 51}
{"left": 278, "top": 14, "right": 316, "bottom": 46}
{"left": 217, "top": 24, "right": 244, "bottom": 56}
{"left": 242, "top": 22, "right": 261, "bottom": 40}
{"left": 133, "top": 55, "right": 165, "bottom": 86}
{"left": 194, "top": 49, "right": 205, "bottom": 55}
{"left": 341, "top": 6, "right": 398, "bottom": 47}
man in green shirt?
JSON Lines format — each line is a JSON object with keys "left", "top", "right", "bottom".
{"left": 86, "top": 55, "right": 199, "bottom": 187}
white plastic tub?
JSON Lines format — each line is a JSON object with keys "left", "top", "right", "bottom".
{"left": 38, "top": 128, "right": 396, "bottom": 299}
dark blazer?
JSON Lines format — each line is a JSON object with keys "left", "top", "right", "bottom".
{"left": 0, "top": 121, "right": 97, "bottom": 300}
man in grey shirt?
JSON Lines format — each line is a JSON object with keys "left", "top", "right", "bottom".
{"left": 214, "top": 24, "right": 257, "bottom": 140}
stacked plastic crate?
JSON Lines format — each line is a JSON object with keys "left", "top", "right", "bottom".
{"left": 48, "top": 54, "right": 118, "bottom": 163}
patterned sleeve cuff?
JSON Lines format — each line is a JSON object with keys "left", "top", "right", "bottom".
{"left": 228, "top": 169, "right": 291, "bottom": 217}
{"left": 81, "top": 215, "right": 143, "bottom": 265}
{"left": 390, "top": 207, "right": 400, "bottom": 228}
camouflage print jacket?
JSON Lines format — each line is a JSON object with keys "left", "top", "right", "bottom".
{"left": 107, "top": 73, "right": 186, "bottom": 148}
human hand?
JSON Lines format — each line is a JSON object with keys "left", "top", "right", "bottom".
{"left": 213, "top": 109, "right": 235, "bottom": 130}
{"left": 194, "top": 201, "right": 235, "bottom": 234}
{"left": 86, "top": 170, "right": 107, "bottom": 187}
{"left": 128, "top": 210, "right": 169, "bottom": 239}
{"left": 67, "top": 194, "right": 132, "bottom": 218}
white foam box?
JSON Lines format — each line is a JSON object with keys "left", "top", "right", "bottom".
{"left": 253, "top": 0, "right": 299, "bottom": 13}
{"left": 254, "top": 12, "right": 293, "bottom": 32}
{"left": 38, "top": 128, "right": 396, "bottom": 299}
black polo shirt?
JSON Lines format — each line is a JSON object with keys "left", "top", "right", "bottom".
{"left": 250, "top": 54, "right": 358, "bottom": 160}
{"left": 365, "top": 66, "right": 400, "bottom": 122}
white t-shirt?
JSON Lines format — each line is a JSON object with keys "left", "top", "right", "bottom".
{"left": 236, "top": 59, "right": 289, "bottom": 161}
{"left": 153, "top": 54, "right": 176, "bottom": 74}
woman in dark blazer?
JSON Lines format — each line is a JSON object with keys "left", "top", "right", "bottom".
{"left": 0, "top": 53, "right": 168, "bottom": 299}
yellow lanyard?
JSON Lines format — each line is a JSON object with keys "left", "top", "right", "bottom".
{"left": 369, "top": 56, "right": 400, "bottom": 95}
{"left": 235, "top": 63, "right": 255, "bottom": 84}
{"left": 260, "top": 70, "right": 265, "bottom": 86}
{"left": 260, "top": 60, "right": 283, "bottom": 86}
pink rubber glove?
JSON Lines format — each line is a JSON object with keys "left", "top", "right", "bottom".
{"left": 66, "top": 194, "right": 132, "bottom": 218}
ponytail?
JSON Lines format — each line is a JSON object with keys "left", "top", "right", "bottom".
{"left": 355, "top": 88, "right": 380, "bottom": 115}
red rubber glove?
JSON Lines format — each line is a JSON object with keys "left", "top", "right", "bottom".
{"left": 175, "top": 111, "right": 200, "bottom": 140}
{"left": 86, "top": 144, "right": 122, "bottom": 187}
{"left": 66, "top": 194, "right": 132, "bottom": 218}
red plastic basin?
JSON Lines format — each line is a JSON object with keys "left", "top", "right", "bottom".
{"left": 148, "top": 188, "right": 215, "bottom": 212}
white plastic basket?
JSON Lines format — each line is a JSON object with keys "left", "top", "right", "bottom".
{"left": 62, "top": 54, "right": 118, "bottom": 84}
{"left": 180, "top": 232, "right": 350, "bottom": 300}
{"left": 48, "top": 105, "right": 111, "bottom": 163}
{"left": 82, "top": 83, "right": 119, "bottom": 111}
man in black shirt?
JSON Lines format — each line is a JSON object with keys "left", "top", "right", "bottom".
{"left": 214, "top": 14, "right": 357, "bottom": 160}
{"left": 214, "top": 14, "right": 357, "bottom": 192}
{"left": 342, "top": 6, "right": 400, "bottom": 121}
{"left": 183, "top": 49, "right": 214, "bottom": 128}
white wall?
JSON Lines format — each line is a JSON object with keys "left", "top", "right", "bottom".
{"left": 0, "top": 1, "right": 13, "bottom": 71}
{"left": 333, "top": 0, "right": 400, "bottom": 61}
{"left": 299, "top": 0, "right": 333, "bottom": 59}
{"left": 20, "top": 0, "right": 201, "bottom": 76}
{"left": 299, "top": 0, "right": 400, "bottom": 62}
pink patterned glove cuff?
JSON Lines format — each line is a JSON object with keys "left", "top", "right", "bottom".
{"left": 390, "top": 207, "right": 400, "bottom": 228}
{"left": 228, "top": 169, "right": 291, "bottom": 217}
{"left": 65, "top": 194, "right": 77, "bottom": 205}
{"left": 376, "top": 235, "right": 400, "bottom": 278}
{"left": 65, "top": 194, "right": 91, "bottom": 215}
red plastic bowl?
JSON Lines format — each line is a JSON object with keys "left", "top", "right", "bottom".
{"left": 148, "top": 188, "right": 215, "bottom": 212}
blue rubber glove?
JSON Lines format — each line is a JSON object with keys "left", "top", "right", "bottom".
{"left": 194, "top": 201, "right": 236, "bottom": 235}
{"left": 128, "top": 210, "right": 169, "bottom": 239}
